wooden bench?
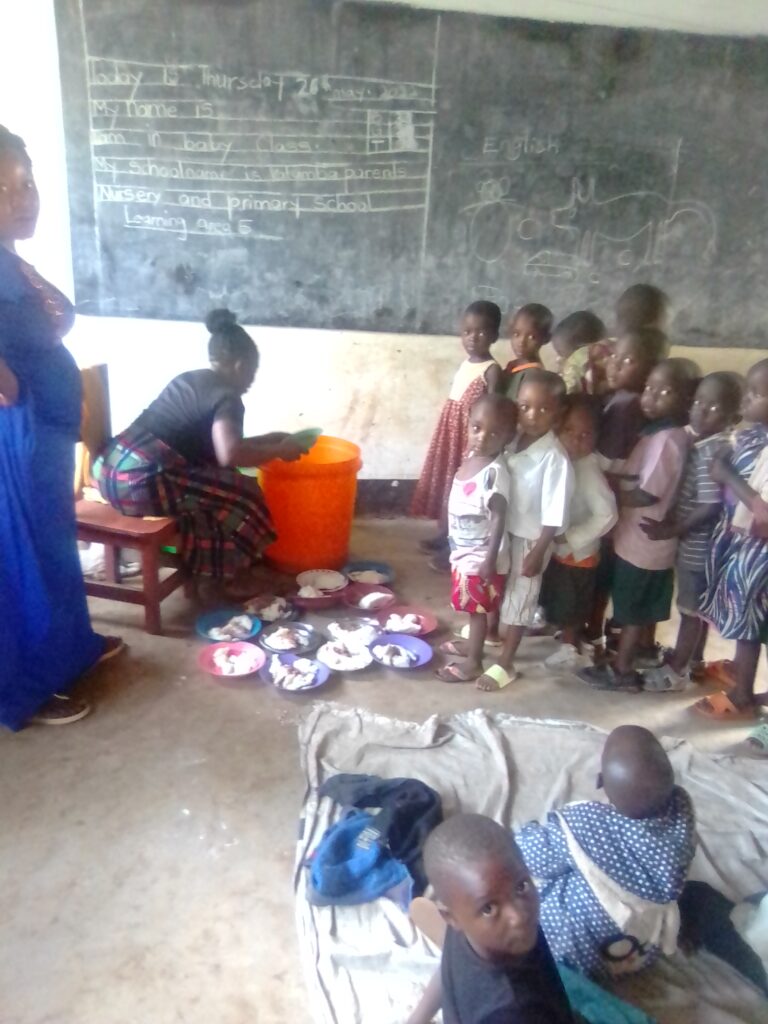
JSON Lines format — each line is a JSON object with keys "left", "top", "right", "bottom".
{"left": 76, "top": 500, "right": 186, "bottom": 635}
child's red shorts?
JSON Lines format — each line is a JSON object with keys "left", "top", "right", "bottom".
{"left": 451, "top": 570, "right": 507, "bottom": 614}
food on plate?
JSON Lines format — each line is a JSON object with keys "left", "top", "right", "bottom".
{"left": 298, "top": 585, "right": 323, "bottom": 599}
{"left": 384, "top": 612, "right": 422, "bottom": 635}
{"left": 245, "top": 596, "right": 290, "bottom": 622}
{"left": 298, "top": 570, "right": 345, "bottom": 592}
{"left": 327, "top": 618, "right": 379, "bottom": 648}
{"left": 207, "top": 614, "right": 253, "bottom": 641}
{"left": 349, "top": 569, "right": 388, "bottom": 584}
{"left": 269, "top": 655, "right": 318, "bottom": 691}
{"left": 357, "top": 591, "right": 391, "bottom": 610}
{"left": 372, "top": 643, "right": 417, "bottom": 668}
{"left": 264, "top": 626, "right": 306, "bottom": 651}
{"left": 317, "top": 641, "right": 373, "bottom": 671}
{"left": 212, "top": 647, "right": 256, "bottom": 675}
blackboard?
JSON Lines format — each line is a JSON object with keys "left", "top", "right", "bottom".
{"left": 54, "top": 0, "right": 768, "bottom": 345}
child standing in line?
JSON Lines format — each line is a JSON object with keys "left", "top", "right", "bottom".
{"left": 541, "top": 396, "right": 617, "bottom": 670}
{"left": 550, "top": 311, "right": 606, "bottom": 394}
{"left": 597, "top": 328, "right": 669, "bottom": 473}
{"left": 640, "top": 373, "right": 743, "bottom": 692}
{"left": 413, "top": 302, "right": 503, "bottom": 560}
{"left": 437, "top": 396, "right": 516, "bottom": 683}
{"left": 502, "top": 302, "right": 553, "bottom": 401}
{"left": 578, "top": 359, "right": 698, "bottom": 692}
{"left": 477, "top": 371, "right": 573, "bottom": 691}
{"left": 693, "top": 359, "right": 768, "bottom": 722}
{"left": 585, "top": 327, "right": 668, "bottom": 653}
{"left": 405, "top": 814, "right": 575, "bottom": 1024}
{"left": 615, "top": 283, "right": 669, "bottom": 334}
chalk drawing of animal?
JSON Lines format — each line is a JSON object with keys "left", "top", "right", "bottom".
{"left": 549, "top": 176, "right": 717, "bottom": 269}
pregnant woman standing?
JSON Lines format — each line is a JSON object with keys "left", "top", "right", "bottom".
{"left": 0, "top": 126, "right": 123, "bottom": 729}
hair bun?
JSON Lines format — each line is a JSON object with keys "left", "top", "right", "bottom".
{"left": 205, "top": 308, "right": 238, "bottom": 334}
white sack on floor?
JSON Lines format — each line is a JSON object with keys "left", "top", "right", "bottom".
{"left": 295, "top": 704, "right": 768, "bottom": 1024}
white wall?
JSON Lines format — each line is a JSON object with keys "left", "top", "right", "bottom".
{"left": 2, "top": 1, "right": 766, "bottom": 477}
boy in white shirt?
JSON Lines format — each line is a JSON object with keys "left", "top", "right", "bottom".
{"left": 478, "top": 371, "right": 573, "bottom": 691}
{"left": 540, "top": 395, "right": 618, "bottom": 669}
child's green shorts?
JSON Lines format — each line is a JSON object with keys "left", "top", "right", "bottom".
{"left": 612, "top": 556, "right": 673, "bottom": 626}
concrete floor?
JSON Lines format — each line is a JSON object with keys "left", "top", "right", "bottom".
{"left": 2, "top": 518, "right": 764, "bottom": 1024}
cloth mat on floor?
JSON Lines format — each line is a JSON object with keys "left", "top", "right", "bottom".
{"left": 295, "top": 703, "right": 768, "bottom": 1024}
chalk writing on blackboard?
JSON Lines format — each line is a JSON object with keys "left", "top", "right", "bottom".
{"left": 86, "top": 57, "right": 437, "bottom": 244}
{"left": 460, "top": 148, "right": 717, "bottom": 288}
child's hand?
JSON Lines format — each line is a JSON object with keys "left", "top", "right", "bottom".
{"left": 477, "top": 556, "right": 496, "bottom": 581}
{"left": 710, "top": 450, "right": 732, "bottom": 484}
{"left": 751, "top": 496, "right": 768, "bottom": 537}
{"left": 521, "top": 550, "right": 544, "bottom": 578}
{"left": 639, "top": 517, "right": 678, "bottom": 541}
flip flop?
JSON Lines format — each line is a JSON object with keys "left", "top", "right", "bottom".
{"left": 456, "top": 623, "right": 503, "bottom": 648}
{"left": 435, "top": 663, "right": 479, "bottom": 684}
{"left": 30, "top": 693, "right": 92, "bottom": 726}
{"left": 95, "top": 635, "right": 126, "bottom": 666}
{"left": 702, "top": 660, "right": 736, "bottom": 688}
{"left": 691, "top": 691, "right": 757, "bottom": 722}
{"left": 744, "top": 722, "right": 768, "bottom": 757}
{"left": 439, "top": 640, "right": 465, "bottom": 657}
{"left": 476, "top": 663, "right": 518, "bottom": 691}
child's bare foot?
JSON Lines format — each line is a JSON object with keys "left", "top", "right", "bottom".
{"left": 476, "top": 664, "right": 518, "bottom": 691}
{"left": 436, "top": 660, "right": 482, "bottom": 683}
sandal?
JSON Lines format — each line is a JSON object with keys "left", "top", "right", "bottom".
{"left": 744, "top": 722, "right": 768, "bottom": 757}
{"left": 702, "top": 660, "right": 736, "bottom": 688}
{"left": 30, "top": 693, "right": 92, "bottom": 726}
{"left": 435, "top": 663, "right": 479, "bottom": 684}
{"left": 439, "top": 640, "right": 466, "bottom": 657}
{"left": 576, "top": 664, "right": 643, "bottom": 693}
{"left": 95, "top": 635, "right": 126, "bottom": 666}
{"left": 691, "top": 691, "right": 757, "bottom": 721}
{"left": 476, "top": 664, "right": 518, "bottom": 692}
{"left": 642, "top": 665, "right": 691, "bottom": 693}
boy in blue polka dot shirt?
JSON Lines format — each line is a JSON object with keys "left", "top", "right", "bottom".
{"left": 516, "top": 726, "right": 695, "bottom": 977}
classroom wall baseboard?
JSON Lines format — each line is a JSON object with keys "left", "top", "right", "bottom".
{"left": 356, "top": 480, "right": 418, "bottom": 517}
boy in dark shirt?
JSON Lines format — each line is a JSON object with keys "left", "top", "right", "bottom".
{"left": 405, "top": 814, "right": 574, "bottom": 1024}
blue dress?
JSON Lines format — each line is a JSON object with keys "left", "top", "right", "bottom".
{"left": 701, "top": 424, "right": 768, "bottom": 642}
{"left": 0, "top": 247, "right": 103, "bottom": 729}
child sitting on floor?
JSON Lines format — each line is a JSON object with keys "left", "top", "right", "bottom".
{"left": 640, "top": 372, "right": 743, "bottom": 692}
{"left": 413, "top": 302, "right": 503, "bottom": 564}
{"left": 693, "top": 358, "right": 768, "bottom": 723}
{"left": 579, "top": 358, "right": 698, "bottom": 692}
{"left": 477, "top": 371, "right": 573, "bottom": 691}
{"left": 438, "top": 395, "right": 516, "bottom": 683}
{"left": 405, "top": 814, "right": 575, "bottom": 1024}
{"left": 541, "top": 395, "right": 617, "bottom": 670}
{"left": 516, "top": 726, "right": 695, "bottom": 978}
{"left": 502, "top": 302, "right": 554, "bottom": 401}
{"left": 550, "top": 311, "right": 606, "bottom": 395}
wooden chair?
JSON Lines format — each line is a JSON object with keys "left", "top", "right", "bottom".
{"left": 75, "top": 365, "right": 187, "bottom": 635}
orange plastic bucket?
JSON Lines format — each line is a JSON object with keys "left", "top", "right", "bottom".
{"left": 261, "top": 436, "right": 363, "bottom": 574}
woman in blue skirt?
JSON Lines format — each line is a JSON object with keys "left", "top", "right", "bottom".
{"left": 0, "top": 126, "right": 123, "bottom": 728}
